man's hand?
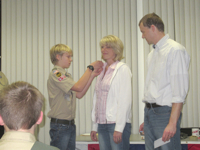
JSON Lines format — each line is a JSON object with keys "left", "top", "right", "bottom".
{"left": 162, "top": 103, "right": 183, "bottom": 142}
{"left": 162, "top": 123, "right": 176, "bottom": 142}
{"left": 139, "top": 122, "right": 144, "bottom": 133}
{"left": 90, "top": 131, "right": 98, "bottom": 141}
{"left": 113, "top": 131, "right": 122, "bottom": 144}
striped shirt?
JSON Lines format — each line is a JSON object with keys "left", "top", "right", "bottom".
{"left": 95, "top": 61, "right": 119, "bottom": 124}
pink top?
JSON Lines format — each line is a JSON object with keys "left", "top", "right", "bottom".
{"left": 95, "top": 61, "right": 119, "bottom": 124}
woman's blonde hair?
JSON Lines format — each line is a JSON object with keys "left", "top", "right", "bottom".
{"left": 50, "top": 44, "right": 73, "bottom": 65}
{"left": 99, "top": 35, "right": 124, "bottom": 61}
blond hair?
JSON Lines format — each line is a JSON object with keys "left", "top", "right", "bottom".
{"left": 100, "top": 35, "right": 124, "bottom": 61}
{"left": 50, "top": 44, "right": 73, "bottom": 65}
{"left": 0, "top": 81, "right": 44, "bottom": 130}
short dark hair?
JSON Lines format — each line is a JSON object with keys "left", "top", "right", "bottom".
{"left": 0, "top": 81, "right": 44, "bottom": 130}
{"left": 139, "top": 13, "right": 164, "bottom": 32}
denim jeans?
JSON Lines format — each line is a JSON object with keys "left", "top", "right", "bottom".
{"left": 97, "top": 123, "right": 131, "bottom": 150}
{"left": 50, "top": 122, "right": 76, "bottom": 150}
{"left": 144, "top": 106, "right": 182, "bottom": 150}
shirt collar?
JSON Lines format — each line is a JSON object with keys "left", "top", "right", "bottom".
{"left": 54, "top": 65, "right": 66, "bottom": 72}
{"left": 153, "top": 34, "right": 169, "bottom": 50}
{"left": 104, "top": 61, "right": 119, "bottom": 70}
{"left": 1, "top": 131, "right": 36, "bottom": 142}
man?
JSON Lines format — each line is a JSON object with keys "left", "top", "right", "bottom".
{"left": 0, "top": 81, "right": 59, "bottom": 150}
{"left": 0, "top": 71, "right": 9, "bottom": 138}
{"left": 139, "top": 13, "right": 190, "bottom": 150}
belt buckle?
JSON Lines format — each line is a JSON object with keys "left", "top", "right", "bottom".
{"left": 146, "top": 103, "right": 151, "bottom": 108}
{"left": 70, "top": 119, "right": 74, "bottom": 125}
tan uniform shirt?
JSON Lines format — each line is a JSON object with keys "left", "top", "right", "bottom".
{"left": 0, "top": 131, "right": 58, "bottom": 150}
{"left": 47, "top": 65, "right": 76, "bottom": 120}
{"left": 0, "top": 131, "right": 36, "bottom": 150}
{"left": 0, "top": 71, "right": 8, "bottom": 91}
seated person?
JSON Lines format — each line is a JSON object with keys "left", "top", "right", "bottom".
{"left": 0, "top": 71, "right": 9, "bottom": 138}
{"left": 0, "top": 81, "right": 59, "bottom": 150}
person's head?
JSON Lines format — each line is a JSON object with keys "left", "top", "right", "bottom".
{"left": 139, "top": 13, "right": 165, "bottom": 45}
{"left": 0, "top": 81, "right": 44, "bottom": 131}
{"left": 139, "top": 13, "right": 164, "bottom": 32}
{"left": 50, "top": 44, "right": 73, "bottom": 68}
{"left": 99, "top": 35, "right": 124, "bottom": 62}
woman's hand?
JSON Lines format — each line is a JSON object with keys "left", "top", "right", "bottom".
{"left": 90, "top": 131, "right": 98, "bottom": 141}
{"left": 113, "top": 131, "right": 122, "bottom": 144}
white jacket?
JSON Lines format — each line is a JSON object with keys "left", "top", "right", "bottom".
{"left": 91, "top": 62, "right": 132, "bottom": 132}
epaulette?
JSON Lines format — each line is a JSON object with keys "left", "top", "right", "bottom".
{"left": 52, "top": 68, "right": 57, "bottom": 71}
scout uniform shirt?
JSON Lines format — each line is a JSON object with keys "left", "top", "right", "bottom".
{"left": 0, "top": 131, "right": 36, "bottom": 150}
{"left": 0, "top": 71, "right": 8, "bottom": 90}
{"left": 0, "top": 71, "right": 8, "bottom": 138}
{"left": 47, "top": 65, "right": 76, "bottom": 120}
{"left": 0, "top": 131, "right": 59, "bottom": 150}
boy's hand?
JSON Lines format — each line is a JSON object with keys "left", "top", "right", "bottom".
{"left": 90, "top": 61, "right": 103, "bottom": 70}
{"left": 91, "top": 68, "right": 103, "bottom": 77}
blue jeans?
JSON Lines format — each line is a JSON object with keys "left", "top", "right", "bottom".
{"left": 144, "top": 106, "right": 182, "bottom": 150}
{"left": 50, "top": 122, "right": 76, "bottom": 150}
{"left": 98, "top": 123, "right": 131, "bottom": 150}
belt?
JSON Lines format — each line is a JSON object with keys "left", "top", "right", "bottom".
{"left": 146, "top": 103, "right": 162, "bottom": 108}
{"left": 51, "top": 118, "right": 75, "bottom": 125}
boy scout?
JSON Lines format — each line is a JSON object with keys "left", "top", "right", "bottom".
{"left": 47, "top": 44, "right": 103, "bottom": 150}
{"left": 0, "top": 81, "right": 59, "bottom": 150}
{"left": 0, "top": 71, "right": 9, "bottom": 138}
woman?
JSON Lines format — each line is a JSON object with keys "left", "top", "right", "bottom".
{"left": 90, "top": 35, "right": 132, "bottom": 150}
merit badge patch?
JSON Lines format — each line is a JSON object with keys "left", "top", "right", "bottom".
{"left": 56, "top": 72, "right": 61, "bottom": 77}
{"left": 58, "top": 75, "right": 66, "bottom": 81}
{"left": 53, "top": 70, "right": 61, "bottom": 77}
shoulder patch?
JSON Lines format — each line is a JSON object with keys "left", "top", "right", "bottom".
{"left": 52, "top": 70, "right": 61, "bottom": 77}
{"left": 58, "top": 75, "right": 66, "bottom": 81}
{"left": 56, "top": 72, "right": 61, "bottom": 77}
{"left": 52, "top": 70, "right": 58, "bottom": 74}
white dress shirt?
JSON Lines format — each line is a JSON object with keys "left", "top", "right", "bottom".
{"left": 143, "top": 34, "right": 190, "bottom": 107}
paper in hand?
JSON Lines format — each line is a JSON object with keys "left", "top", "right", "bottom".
{"left": 154, "top": 137, "right": 170, "bottom": 149}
